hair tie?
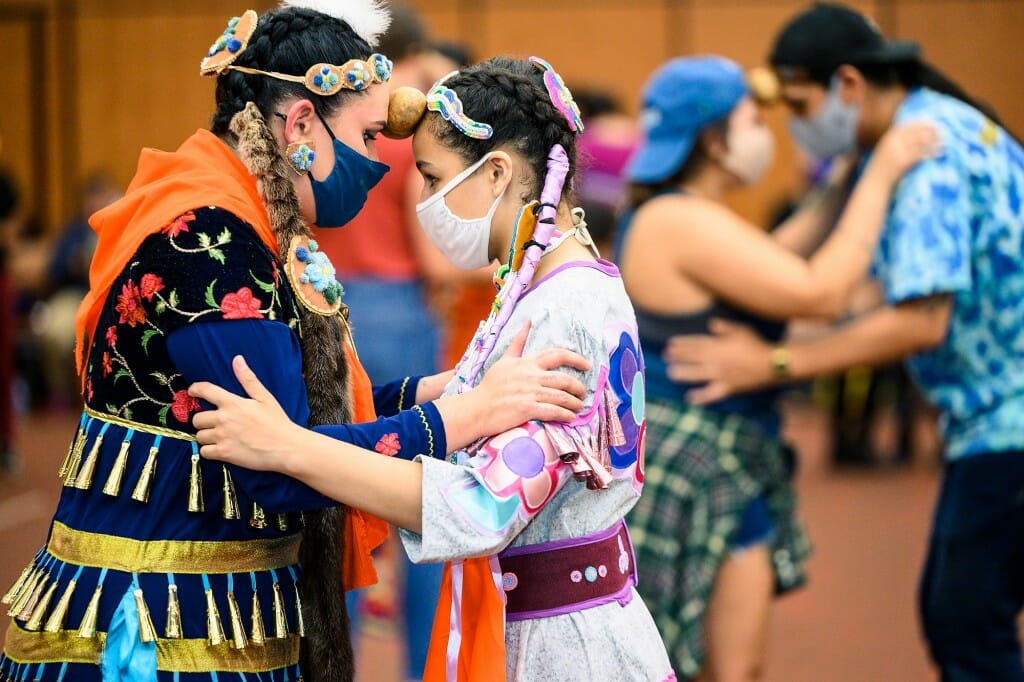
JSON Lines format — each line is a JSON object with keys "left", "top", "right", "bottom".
{"left": 529, "top": 56, "right": 584, "bottom": 134}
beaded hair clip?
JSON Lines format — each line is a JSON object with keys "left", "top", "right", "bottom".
{"left": 426, "top": 76, "right": 494, "bottom": 140}
{"left": 200, "top": 10, "right": 392, "bottom": 95}
{"left": 529, "top": 56, "right": 584, "bottom": 134}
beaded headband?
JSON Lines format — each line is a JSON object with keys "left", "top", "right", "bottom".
{"left": 426, "top": 76, "right": 494, "bottom": 140}
{"left": 529, "top": 56, "right": 584, "bottom": 134}
{"left": 200, "top": 10, "right": 392, "bottom": 94}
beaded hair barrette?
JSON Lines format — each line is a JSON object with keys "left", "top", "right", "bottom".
{"left": 426, "top": 77, "right": 494, "bottom": 140}
{"left": 529, "top": 56, "right": 584, "bottom": 134}
{"left": 200, "top": 10, "right": 392, "bottom": 94}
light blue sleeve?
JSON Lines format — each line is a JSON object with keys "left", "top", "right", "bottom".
{"left": 873, "top": 143, "right": 973, "bottom": 304}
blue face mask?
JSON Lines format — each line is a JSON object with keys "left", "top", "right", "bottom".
{"left": 309, "top": 112, "right": 389, "bottom": 228}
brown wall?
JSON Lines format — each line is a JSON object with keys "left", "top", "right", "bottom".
{"left": 0, "top": 0, "right": 1021, "bottom": 233}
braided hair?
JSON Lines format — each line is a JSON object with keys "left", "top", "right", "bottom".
{"left": 210, "top": 7, "right": 372, "bottom": 137}
{"left": 428, "top": 57, "right": 579, "bottom": 203}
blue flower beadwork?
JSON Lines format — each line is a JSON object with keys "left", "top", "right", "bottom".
{"left": 312, "top": 66, "right": 340, "bottom": 94}
{"left": 289, "top": 144, "right": 315, "bottom": 172}
{"left": 208, "top": 15, "right": 243, "bottom": 57}
{"left": 296, "top": 239, "right": 344, "bottom": 305}
{"left": 346, "top": 64, "right": 372, "bottom": 91}
{"left": 371, "top": 54, "right": 393, "bottom": 81}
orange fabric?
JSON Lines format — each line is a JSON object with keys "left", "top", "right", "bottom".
{"left": 423, "top": 559, "right": 507, "bottom": 682}
{"left": 444, "top": 281, "right": 498, "bottom": 368}
{"left": 75, "top": 128, "right": 387, "bottom": 590}
{"left": 340, "top": 337, "right": 390, "bottom": 590}
{"left": 75, "top": 129, "right": 276, "bottom": 379}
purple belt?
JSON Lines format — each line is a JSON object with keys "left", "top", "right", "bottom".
{"left": 497, "top": 521, "right": 638, "bottom": 621}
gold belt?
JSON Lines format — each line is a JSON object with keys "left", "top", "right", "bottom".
{"left": 47, "top": 521, "right": 301, "bottom": 574}
{"left": 4, "top": 623, "right": 299, "bottom": 672}
{"left": 83, "top": 405, "right": 196, "bottom": 441}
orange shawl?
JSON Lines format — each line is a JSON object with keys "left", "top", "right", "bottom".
{"left": 73, "top": 128, "right": 385, "bottom": 589}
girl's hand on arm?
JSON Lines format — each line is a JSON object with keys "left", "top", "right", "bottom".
{"left": 862, "top": 121, "right": 943, "bottom": 187}
{"left": 433, "top": 322, "right": 590, "bottom": 451}
{"left": 191, "top": 356, "right": 426, "bottom": 531}
{"left": 190, "top": 355, "right": 304, "bottom": 473}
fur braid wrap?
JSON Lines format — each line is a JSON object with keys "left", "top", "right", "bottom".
{"left": 231, "top": 102, "right": 355, "bottom": 682}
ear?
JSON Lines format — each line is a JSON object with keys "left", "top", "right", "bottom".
{"left": 484, "top": 150, "right": 514, "bottom": 198}
{"left": 281, "top": 99, "right": 318, "bottom": 143}
{"left": 834, "top": 64, "right": 867, "bottom": 106}
{"left": 702, "top": 128, "right": 728, "bottom": 162}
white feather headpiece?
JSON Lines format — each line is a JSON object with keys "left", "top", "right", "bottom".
{"left": 280, "top": 0, "right": 391, "bottom": 48}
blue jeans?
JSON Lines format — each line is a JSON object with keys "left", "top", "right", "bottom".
{"left": 341, "top": 277, "right": 441, "bottom": 382}
{"left": 342, "top": 277, "right": 443, "bottom": 679}
{"left": 919, "top": 450, "right": 1024, "bottom": 681}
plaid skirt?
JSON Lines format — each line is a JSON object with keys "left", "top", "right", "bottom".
{"left": 627, "top": 398, "right": 811, "bottom": 678}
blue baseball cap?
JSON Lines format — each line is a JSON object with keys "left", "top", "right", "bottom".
{"left": 625, "top": 56, "right": 749, "bottom": 184}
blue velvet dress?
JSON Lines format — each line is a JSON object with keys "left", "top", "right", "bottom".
{"left": 0, "top": 208, "right": 444, "bottom": 682}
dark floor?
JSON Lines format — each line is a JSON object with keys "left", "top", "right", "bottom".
{"left": 0, "top": 403, "right": 941, "bottom": 681}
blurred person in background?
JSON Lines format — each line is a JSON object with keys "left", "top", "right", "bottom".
{"left": 0, "top": 170, "right": 21, "bottom": 472}
{"left": 663, "top": 4, "right": 1024, "bottom": 679}
{"left": 32, "top": 170, "right": 121, "bottom": 409}
{"left": 574, "top": 88, "right": 638, "bottom": 256}
{"left": 618, "top": 55, "right": 933, "bottom": 680}
{"left": 310, "top": 5, "right": 447, "bottom": 679}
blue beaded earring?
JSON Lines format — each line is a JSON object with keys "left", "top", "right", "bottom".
{"left": 286, "top": 141, "right": 316, "bottom": 175}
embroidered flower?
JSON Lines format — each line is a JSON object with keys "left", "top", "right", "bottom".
{"left": 115, "top": 281, "right": 147, "bottom": 327}
{"left": 86, "top": 377, "right": 94, "bottom": 403}
{"left": 101, "top": 352, "right": 113, "bottom": 377}
{"left": 374, "top": 433, "right": 401, "bottom": 456}
{"left": 139, "top": 273, "right": 165, "bottom": 301}
{"left": 171, "top": 389, "right": 201, "bottom": 423}
{"left": 105, "top": 325, "right": 118, "bottom": 347}
{"left": 162, "top": 211, "right": 196, "bottom": 238}
{"left": 220, "top": 287, "right": 264, "bottom": 320}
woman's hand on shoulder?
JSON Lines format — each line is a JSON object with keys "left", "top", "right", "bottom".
{"left": 471, "top": 322, "right": 590, "bottom": 434}
{"left": 866, "top": 121, "right": 942, "bottom": 186}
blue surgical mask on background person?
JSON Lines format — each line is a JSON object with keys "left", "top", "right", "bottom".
{"left": 415, "top": 152, "right": 508, "bottom": 270}
{"left": 788, "top": 76, "right": 861, "bottom": 160}
{"left": 311, "top": 115, "right": 389, "bottom": 228}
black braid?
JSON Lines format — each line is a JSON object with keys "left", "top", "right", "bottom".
{"left": 429, "top": 57, "right": 579, "bottom": 202}
{"left": 210, "top": 7, "right": 373, "bottom": 137}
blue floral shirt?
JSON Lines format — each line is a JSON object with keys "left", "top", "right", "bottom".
{"left": 872, "top": 87, "right": 1024, "bottom": 459}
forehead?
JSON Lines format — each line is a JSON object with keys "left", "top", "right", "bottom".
{"left": 780, "top": 80, "right": 826, "bottom": 104}
{"left": 339, "top": 85, "right": 389, "bottom": 117}
{"left": 412, "top": 121, "right": 465, "bottom": 170}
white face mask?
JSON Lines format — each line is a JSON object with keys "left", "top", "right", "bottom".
{"left": 721, "top": 125, "right": 775, "bottom": 185}
{"left": 788, "top": 76, "right": 860, "bottom": 160}
{"left": 415, "top": 152, "right": 507, "bottom": 270}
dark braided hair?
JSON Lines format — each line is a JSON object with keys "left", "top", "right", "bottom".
{"left": 210, "top": 7, "right": 372, "bottom": 137}
{"left": 428, "top": 57, "right": 579, "bottom": 202}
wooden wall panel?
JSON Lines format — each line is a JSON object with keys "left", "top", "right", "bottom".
{"left": 0, "top": 19, "right": 35, "bottom": 221}
{"left": 473, "top": 5, "right": 669, "bottom": 116}
{"left": 895, "top": 0, "right": 1024, "bottom": 135}
{"left": 75, "top": 11, "right": 243, "bottom": 191}
{"left": 1, "top": 0, "right": 1021, "bottom": 235}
